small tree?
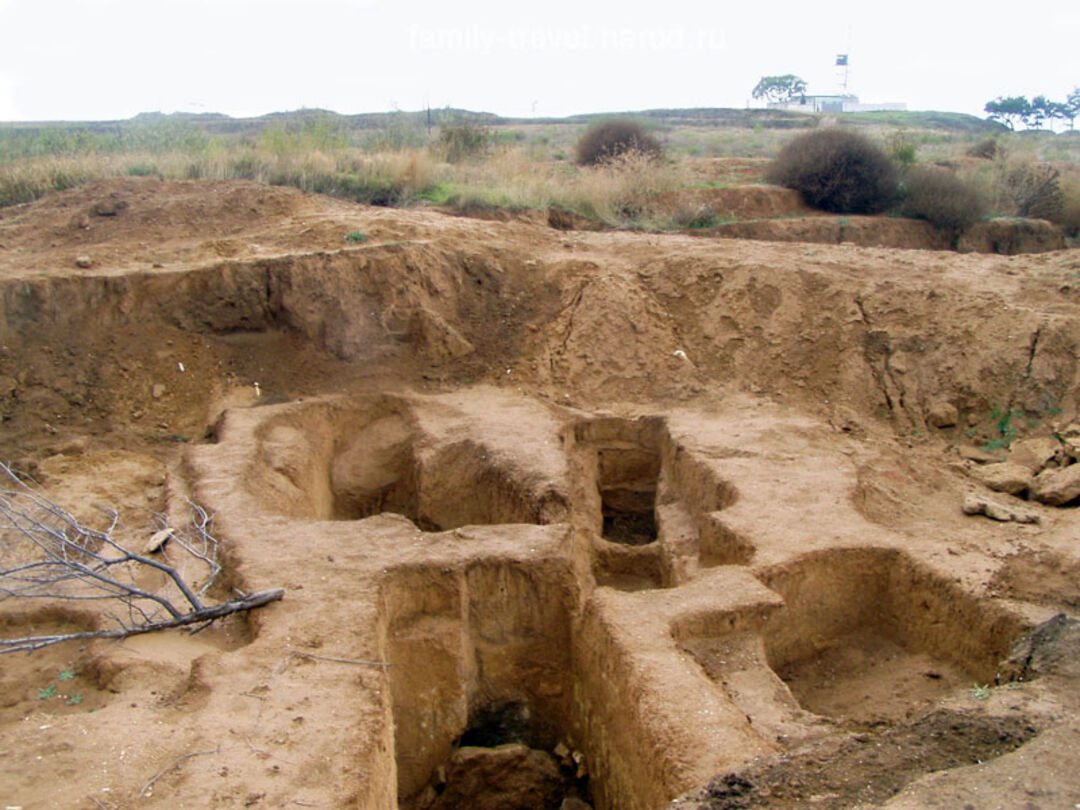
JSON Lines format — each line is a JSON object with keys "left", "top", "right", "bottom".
{"left": 752, "top": 75, "right": 808, "bottom": 104}
{"left": 1029, "top": 95, "right": 1056, "bottom": 130}
{"left": 1063, "top": 87, "right": 1080, "bottom": 131}
{"left": 985, "top": 96, "right": 1032, "bottom": 130}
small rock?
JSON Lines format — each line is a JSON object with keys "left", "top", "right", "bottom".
{"left": 0, "top": 375, "right": 16, "bottom": 398}
{"left": 926, "top": 400, "right": 958, "bottom": 429}
{"left": 1030, "top": 464, "right": 1080, "bottom": 506}
{"left": 969, "top": 462, "right": 1033, "bottom": 495}
{"left": 430, "top": 744, "right": 563, "bottom": 810}
{"left": 561, "top": 799, "right": 593, "bottom": 810}
{"left": 151, "top": 383, "right": 166, "bottom": 399}
{"left": 143, "top": 528, "right": 172, "bottom": 554}
{"left": 75, "top": 255, "right": 93, "bottom": 269}
{"left": 56, "top": 436, "right": 89, "bottom": 456}
{"left": 962, "top": 493, "right": 1039, "bottom": 524}
{"left": 1008, "top": 436, "right": 1061, "bottom": 473}
{"left": 958, "top": 445, "right": 1006, "bottom": 464}
{"left": 90, "top": 199, "right": 128, "bottom": 217}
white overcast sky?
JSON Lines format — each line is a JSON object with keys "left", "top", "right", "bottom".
{"left": 0, "top": 0, "right": 1077, "bottom": 122}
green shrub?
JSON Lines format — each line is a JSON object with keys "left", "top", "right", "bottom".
{"left": 575, "top": 119, "right": 662, "bottom": 166}
{"left": 1007, "top": 163, "right": 1064, "bottom": 221}
{"left": 437, "top": 122, "right": 493, "bottom": 163}
{"left": 899, "top": 166, "right": 985, "bottom": 234}
{"left": 766, "top": 129, "right": 898, "bottom": 214}
{"left": 966, "top": 137, "right": 999, "bottom": 159}
{"left": 229, "top": 155, "right": 259, "bottom": 180}
{"left": 125, "top": 163, "right": 157, "bottom": 177}
{"left": 673, "top": 204, "right": 719, "bottom": 230}
{"left": 888, "top": 131, "right": 919, "bottom": 167}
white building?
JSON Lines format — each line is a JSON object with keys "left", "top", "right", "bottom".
{"left": 769, "top": 94, "right": 907, "bottom": 113}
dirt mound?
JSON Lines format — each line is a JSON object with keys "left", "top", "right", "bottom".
{"left": 1, "top": 179, "right": 1079, "bottom": 810}
{"left": 710, "top": 214, "right": 952, "bottom": 249}
{"left": 672, "top": 710, "right": 1039, "bottom": 810}
{"left": 658, "top": 185, "right": 810, "bottom": 221}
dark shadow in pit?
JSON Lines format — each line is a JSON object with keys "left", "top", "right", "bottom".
{"left": 381, "top": 561, "right": 593, "bottom": 810}
{"left": 597, "top": 445, "right": 660, "bottom": 546}
{"left": 572, "top": 417, "right": 749, "bottom": 592}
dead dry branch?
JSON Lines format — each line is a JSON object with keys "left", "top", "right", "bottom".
{"left": 0, "top": 461, "right": 282, "bottom": 653}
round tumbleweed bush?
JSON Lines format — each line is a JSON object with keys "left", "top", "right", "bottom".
{"left": 767, "top": 128, "right": 898, "bottom": 214}
{"left": 575, "top": 119, "right": 662, "bottom": 166}
{"left": 899, "top": 166, "right": 985, "bottom": 234}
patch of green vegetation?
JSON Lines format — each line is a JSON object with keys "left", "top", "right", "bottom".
{"left": 977, "top": 406, "right": 1025, "bottom": 451}
{"left": 838, "top": 110, "right": 1006, "bottom": 134}
{"left": 344, "top": 229, "right": 368, "bottom": 244}
{"left": 418, "top": 182, "right": 460, "bottom": 206}
{"left": 37, "top": 684, "right": 57, "bottom": 700}
{"left": 126, "top": 163, "right": 157, "bottom": 177}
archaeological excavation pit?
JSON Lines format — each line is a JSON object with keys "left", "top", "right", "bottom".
{"left": 596, "top": 445, "right": 661, "bottom": 547}
{"left": 380, "top": 561, "right": 597, "bottom": 810}
{"left": 572, "top": 417, "right": 748, "bottom": 592}
{"left": 246, "top": 398, "right": 568, "bottom": 531}
{"left": 756, "top": 547, "right": 1028, "bottom": 724}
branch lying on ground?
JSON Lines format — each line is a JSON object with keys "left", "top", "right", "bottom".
{"left": 0, "top": 461, "right": 283, "bottom": 653}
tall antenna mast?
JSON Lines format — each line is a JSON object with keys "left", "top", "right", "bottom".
{"left": 836, "top": 25, "right": 853, "bottom": 93}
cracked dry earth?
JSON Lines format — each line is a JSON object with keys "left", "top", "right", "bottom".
{"left": 2, "top": 177, "right": 1080, "bottom": 810}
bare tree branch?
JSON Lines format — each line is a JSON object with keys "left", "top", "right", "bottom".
{"left": 0, "top": 461, "right": 283, "bottom": 654}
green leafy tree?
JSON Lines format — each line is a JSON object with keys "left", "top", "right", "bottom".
{"left": 1064, "top": 87, "right": 1080, "bottom": 130}
{"left": 1029, "top": 95, "right": 1059, "bottom": 129}
{"left": 753, "top": 75, "right": 808, "bottom": 104}
{"left": 984, "top": 96, "right": 1032, "bottom": 130}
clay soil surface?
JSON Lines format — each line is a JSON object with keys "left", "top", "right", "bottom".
{"left": 2, "top": 177, "right": 1080, "bottom": 810}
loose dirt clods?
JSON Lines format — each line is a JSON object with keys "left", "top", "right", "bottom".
{"left": 2, "top": 178, "right": 1080, "bottom": 809}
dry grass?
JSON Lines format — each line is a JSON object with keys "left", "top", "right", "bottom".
{"left": 425, "top": 148, "right": 686, "bottom": 227}
{"left": 1, "top": 118, "right": 1077, "bottom": 236}
{"left": 0, "top": 141, "right": 688, "bottom": 228}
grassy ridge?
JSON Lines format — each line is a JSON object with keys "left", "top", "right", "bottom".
{"left": 1, "top": 108, "right": 1077, "bottom": 235}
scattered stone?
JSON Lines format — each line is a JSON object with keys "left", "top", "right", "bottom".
{"left": 143, "top": 528, "right": 173, "bottom": 554}
{"left": 75, "top": 255, "right": 93, "bottom": 269}
{"left": 1060, "top": 422, "right": 1080, "bottom": 439}
{"left": 962, "top": 493, "right": 1039, "bottom": 524}
{"left": 1008, "top": 436, "right": 1061, "bottom": 473}
{"left": 969, "top": 462, "right": 1033, "bottom": 495}
{"left": 56, "top": 435, "right": 89, "bottom": 456}
{"left": 958, "top": 445, "right": 1006, "bottom": 464}
{"left": 90, "top": 199, "right": 129, "bottom": 217}
{"left": 0, "top": 375, "right": 16, "bottom": 398}
{"left": 151, "top": 383, "right": 167, "bottom": 399}
{"left": 1030, "top": 464, "right": 1080, "bottom": 506}
{"left": 926, "top": 401, "right": 958, "bottom": 429}
{"left": 560, "top": 799, "right": 593, "bottom": 810}
{"left": 429, "top": 744, "right": 564, "bottom": 810}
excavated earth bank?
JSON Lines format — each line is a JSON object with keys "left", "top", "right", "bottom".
{"left": 2, "top": 178, "right": 1080, "bottom": 810}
